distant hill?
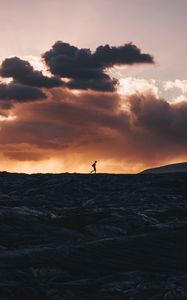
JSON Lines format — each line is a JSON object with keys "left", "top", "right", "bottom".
{"left": 141, "top": 162, "right": 187, "bottom": 174}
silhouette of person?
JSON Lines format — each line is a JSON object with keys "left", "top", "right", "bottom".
{"left": 90, "top": 161, "right": 97, "bottom": 174}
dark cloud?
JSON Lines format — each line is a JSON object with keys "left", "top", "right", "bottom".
{"left": 128, "top": 93, "right": 187, "bottom": 143}
{"left": 43, "top": 41, "right": 154, "bottom": 91}
{"left": 0, "top": 42, "right": 154, "bottom": 94}
{"left": 66, "top": 77, "right": 118, "bottom": 92}
{"left": 0, "top": 57, "right": 63, "bottom": 88}
{"left": 0, "top": 82, "right": 46, "bottom": 104}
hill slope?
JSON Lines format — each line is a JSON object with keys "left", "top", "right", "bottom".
{"left": 141, "top": 162, "right": 187, "bottom": 174}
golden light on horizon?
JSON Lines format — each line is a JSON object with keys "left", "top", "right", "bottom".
{"left": 0, "top": 151, "right": 186, "bottom": 174}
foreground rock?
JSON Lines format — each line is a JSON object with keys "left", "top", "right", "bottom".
{"left": 0, "top": 172, "right": 187, "bottom": 299}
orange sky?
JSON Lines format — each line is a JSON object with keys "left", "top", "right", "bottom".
{"left": 0, "top": 87, "right": 187, "bottom": 174}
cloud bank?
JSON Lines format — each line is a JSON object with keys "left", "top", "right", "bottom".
{"left": 0, "top": 41, "right": 186, "bottom": 173}
{"left": 0, "top": 88, "right": 186, "bottom": 172}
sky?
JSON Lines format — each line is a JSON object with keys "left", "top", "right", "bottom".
{"left": 0, "top": 0, "right": 187, "bottom": 173}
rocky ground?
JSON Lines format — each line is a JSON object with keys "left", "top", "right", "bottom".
{"left": 0, "top": 172, "right": 187, "bottom": 299}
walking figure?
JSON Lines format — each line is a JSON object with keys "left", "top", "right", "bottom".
{"left": 90, "top": 161, "right": 97, "bottom": 174}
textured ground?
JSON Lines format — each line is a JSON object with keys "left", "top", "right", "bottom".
{"left": 0, "top": 172, "right": 187, "bottom": 299}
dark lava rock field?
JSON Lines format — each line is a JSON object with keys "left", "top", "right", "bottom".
{"left": 0, "top": 172, "right": 187, "bottom": 299}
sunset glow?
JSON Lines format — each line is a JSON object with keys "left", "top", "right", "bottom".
{"left": 0, "top": 0, "right": 187, "bottom": 173}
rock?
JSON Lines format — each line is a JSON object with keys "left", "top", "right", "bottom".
{"left": 0, "top": 172, "right": 186, "bottom": 299}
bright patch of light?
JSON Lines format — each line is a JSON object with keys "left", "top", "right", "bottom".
{"left": 71, "top": 89, "right": 81, "bottom": 95}
{"left": 174, "top": 94, "right": 186, "bottom": 102}
{"left": 0, "top": 114, "right": 17, "bottom": 122}
{"left": 11, "top": 159, "right": 63, "bottom": 174}
{"left": 0, "top": 77, "right": 12, "bottom": 84}
{"left": 107, "top": 66, "right": 128, "bottom": 79}
{"left": 164, "top": 79, "right": 187, "bottom": 93}
{"left": 163, "top": 79, "right": 187, "bottom": 102}
{"left": 22, "top": 55, "right": 51, "bottom": 77}
{"left": 118, "top": 77, "right": 159, "bottom": 97}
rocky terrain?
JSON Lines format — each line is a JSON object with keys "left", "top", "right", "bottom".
{"left": 0, "top": 172, "right": 187, "bottom": 299}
